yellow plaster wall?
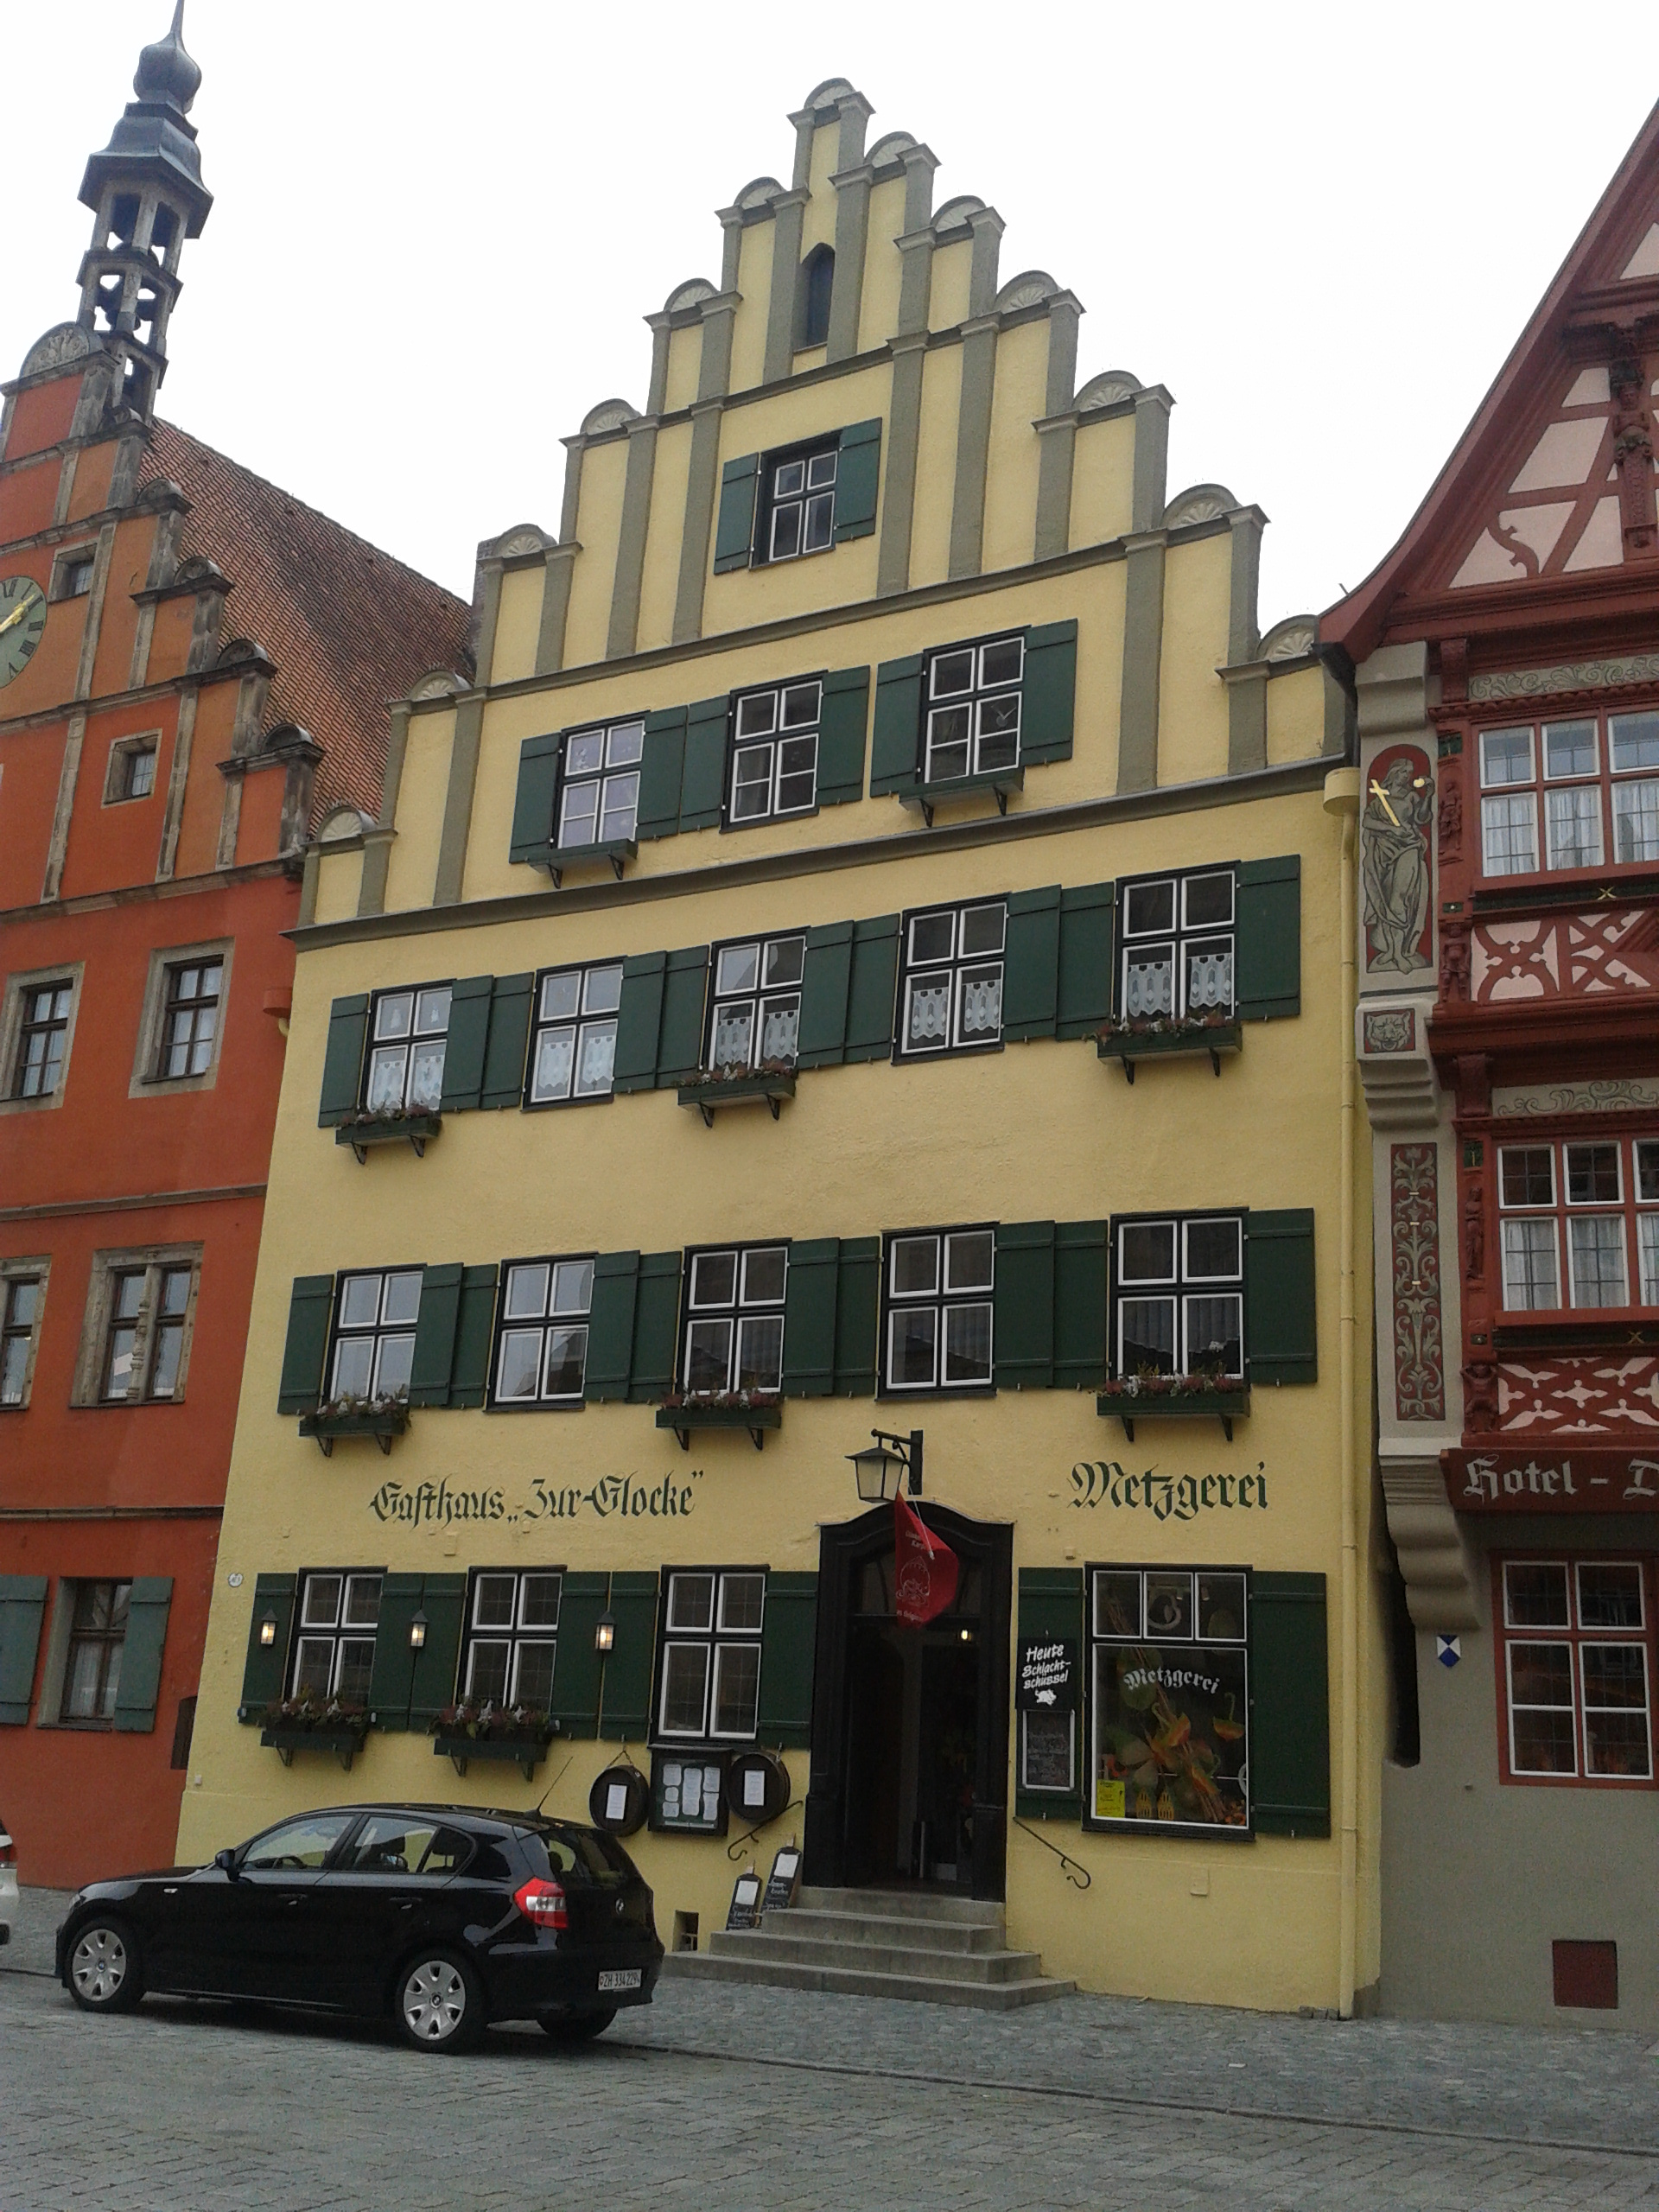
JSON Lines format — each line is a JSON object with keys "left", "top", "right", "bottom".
{"left": 633, "top": 419, "right": 694, "bottom": 656}
{"left": 728, "top": 219, "right": 773, "bottom": 396}
{"left": 908, "top": 342, "right": 963, "bottom": 589}
{"left": 563, "top": 439, "right": 628, "bottom": 667}
{"left": 982, "top": 320, "right": 1047, "bottom": 576}
{"left": 1268, "top": 663, "right": 1327, "bottom": 766}
{"left": 490, "top": 568, "right": 543, "bottom": 688}
{"left": 380, "top": 708, "right": 454, "bottom": 915}
{"left": 662, "top": 324, "right": 701, "bottom": 418}
{"left": 308, "top": 842, "right": 363, "bottom": 928}
{"left": 1156, "top": 533, "right": 1233, "bottom": 789}
{"left": 804, "top": 121, "right": 839, "bottom": 221}
{"left": 859, "top": 175, "right": 907, "bottom": 351}
{"left": 929, "top": 236, "right": 973, "bottom": 331}
{"left": 1069, "top": 413, "right": 1136, "bottom": 550}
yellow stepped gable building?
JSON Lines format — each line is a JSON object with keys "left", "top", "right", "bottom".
{"left": 183, "top": 77, "right": 1380, "bottom": 2013}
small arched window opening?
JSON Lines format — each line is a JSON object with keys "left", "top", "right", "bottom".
{"left": 798, "top": 245, "right": 835, "bottom": 350}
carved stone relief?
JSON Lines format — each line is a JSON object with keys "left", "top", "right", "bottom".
{"left": 1390, "top": 1144, "right": 1446, "bottom": 1422}
{"left": 1362, "top": 744, "right": 1434, "bottom": 973}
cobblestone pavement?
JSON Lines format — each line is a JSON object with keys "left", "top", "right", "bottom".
{"left": 7, "top": 1910, "right": 1659, "bottom": 2211}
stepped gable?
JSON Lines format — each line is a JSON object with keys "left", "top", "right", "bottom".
{"left": 144, "top": 420, "right": 474, "bottom": 821}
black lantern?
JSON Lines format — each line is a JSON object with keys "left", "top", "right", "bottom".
{"left": 257, "top": 1609, "right": 277, "bottom": 1647}
{"left": 409, "top": 1609, "right": 428, "bottom": 1651}
{"left": 846, "top": 1427, "right": 924, "bottom": 1502}
{"left": 594, "top": 1610, "right": 616, "bottom": 1654}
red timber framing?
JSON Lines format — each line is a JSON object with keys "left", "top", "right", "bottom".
{"left": 0, "top": 16, "right": 471, "bottom": 1887}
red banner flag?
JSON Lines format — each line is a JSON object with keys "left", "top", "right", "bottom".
{"left": 893, "top": 1494, "right": 959, "bottom": 1625}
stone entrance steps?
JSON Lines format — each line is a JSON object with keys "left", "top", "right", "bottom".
{"left": 663, "top": 1884, "right": 1076, "bottom": 2011}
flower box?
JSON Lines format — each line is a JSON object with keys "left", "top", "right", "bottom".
{"left": 1096, "top": 1382, "right": 1251, "bottom": 1443}
{"left": 543, "top": 836, "right": 636, "bottom": 889}
{"left": 297, "top": 1402, "right": 410, "bottom": 1458}
{"left": 432, "top": 1732, "right": 554, "bottom": 1782}
{"left": 898, "top": 763, "right": 1025, "bottom": 828}
{"left": 248, "top": 1700, "right": 371, "bottom": 1772}
{"left": 655, "top": 1399, "right": 783, "bottom": 1452}
{"left": 334, "top": 1110, "right": 442, "bottom": 1160}
{"left": 677, "top": 1067, "right": 797, "bottom": 1126}
{"left": 258, "top": 1725, "right": 363, "bottom": 1771}
{"left": 1096, "top": 1021, "right": 1241, "bottom": 1084}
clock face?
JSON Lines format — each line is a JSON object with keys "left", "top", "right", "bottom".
{"left": 0, "top": 575, "right": 47, "bottom": 688}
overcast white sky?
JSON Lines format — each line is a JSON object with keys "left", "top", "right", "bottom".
{"left": 6, "top": 3, "right": 1655, "bottom": 627}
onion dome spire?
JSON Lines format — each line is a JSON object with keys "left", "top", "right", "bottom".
{"left": 134, "top": 2, "right": 202, "bottom": 116}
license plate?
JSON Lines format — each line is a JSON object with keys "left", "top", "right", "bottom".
{"left": 598, "top": 1968, "right": 642, "bottom": 1993}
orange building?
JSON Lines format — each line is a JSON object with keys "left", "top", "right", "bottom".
{"left": 0, "top": 9, "right": 471, "bottom": 1888}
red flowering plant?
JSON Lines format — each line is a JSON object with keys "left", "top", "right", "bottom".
{"left": 1096, "top": 1009, "right": 1235, "bottom": 1044}
{"left": 430, "top": 1698, "right": 555, "bottom": 1744}
{"left": 658, "top": 1387, "right": 783, "bottom": 1412}
{"left": 257, "top": 1693, "right": 372, "bottom": 1738}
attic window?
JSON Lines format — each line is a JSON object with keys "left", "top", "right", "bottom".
{"left": 798, "top": 245, "right": 834, "bottom": 351}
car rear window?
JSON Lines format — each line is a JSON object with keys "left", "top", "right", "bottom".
{"left": 520, "top": 1823, "right": 634, "bottom": 1887}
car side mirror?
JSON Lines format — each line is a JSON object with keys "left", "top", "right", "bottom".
{"left": 213, "top": 1847, "right": 238, "bottom": 1878}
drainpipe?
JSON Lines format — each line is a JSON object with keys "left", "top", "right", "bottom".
{"left": 1323, "top": 765, "right": 1362, "bottom": 2018}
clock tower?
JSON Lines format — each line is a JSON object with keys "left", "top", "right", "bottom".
{"left": 74, "top": 0, "right": 213, "bottom": 423}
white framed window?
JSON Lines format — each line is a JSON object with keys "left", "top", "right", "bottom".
{"left": 1499, "top": 1558, "right": 1654, "bottom": 1784}
{"left": 364, "top": 985, "right": 450, "bottom": 1114}
{"left": 1112, "top": 1215, "right": 1244, "bottom": 1379}
{"left": 527, "top": 962, "right": 621, "bottom": 1105}
{"left": 922, "top": 633, "right": 1023, "bottom": 784}
{"left": 461, "top": 1569, "right": 562, "bottom": 1708}
{"left": 1118, "top": 869, "right": 1236, "bottom": 1020}
{"left": 558, "top": 719, "right": 643, "bottom": 849}
{"left": 493, "top": 1256, "right": 593, "bottom": 1407}
{"left": 729, "top": 680, "right": 820, "bottom": 824}
{"left": 764, "top": 448, "right": 837, "bottom": 563}
{"left": 883, "top": 1226, "right": 995, "bottom": 1393}
{"left": 1476, "top": 709, "right": 1659, "bottom": 879}
{"left": 1498, "top": 1139, "right": 1659, "bottom": 1312}
{"left": 655, "top": 1568, "right": 766, "bottom": 1741}
{"left": 682, "top": 1245, "right": 787, "bottom": 1395}
{"left": 0, "top": 1260, "right": 48, "bottom": 1409}
{"left": 707, "top": 935, "right": 804, "bottom": 1071}
{"left": 329, "top": 1268, "right": 422, "bottom": 1402}
{"left": 896, "top": 899, "right": 1006, "bottom": 1058}
{"left": 289, "top": 1571, "right": 382, "bottom": 1704}
{"left": 1611, "top": 710, "right": 1659, "bottom": 864}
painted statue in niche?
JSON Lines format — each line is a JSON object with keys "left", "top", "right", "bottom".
{"left": 1363, "top": 746, "right": 1436, "bottom": 973}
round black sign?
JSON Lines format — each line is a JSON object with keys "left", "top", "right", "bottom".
{"left": 724, "top": 1748, "right": 790, "bottom": 1825}
{"left": 589, "top": 1764, "right": 650, "bottom": 1836}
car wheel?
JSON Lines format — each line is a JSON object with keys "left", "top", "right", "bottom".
{"left": 537, "top": 2005, "right": 617, "bottom": 2043}
{"left": 393, "top": 1948, "right": 486, "bottom": 2054}
{"left": 67, "top": 1917, "right": 143, "bottom": 2015}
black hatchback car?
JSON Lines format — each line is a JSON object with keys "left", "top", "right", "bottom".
{"left": 55, "top": 1803, "right": 662, "bottom": 2053}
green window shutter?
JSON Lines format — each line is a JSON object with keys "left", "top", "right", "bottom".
{"left": 368, "top": 1572, "right": 425, "bottom": 1730}
{"left": 869, "top": 655, "right": 923, "bottom": 794}
{"left": 1247, "top": 1209, "right": 1318, "bottom": 1385}
{"left": 439, "top": 975, "right": 493, "bottom": 1113}
{"left": 585, "top": 1251, "right": 640, "bottom": 1402}
{"left": 276, "top": 1275, "right": 334, "bottom": 1414}
{"left": 317, "top": 994, "right": 369, "bottom": 1126}
{"left": 995, "top": 1221, "right": 1055, "bottom": 1389}
{"left": 0, "top": 1575, "right": 48, "bottom": 1726}
{"left": 833, "top": 419, "right": 882, "bottom": 542}
{"left": 1236, "top": 855, "right": 1302, "bottom": 1020}
{"left": 550, "top": 1571, "right": 607, "bottom": 1738}
{"left": 713, "top": 453, "right": 760, "bottom": 573}
{"left": 613, "top": 953, "right": 665, "bottom": 1093}
{"left": 1057, "top": 882, "right": 1116, "bottom": 1039}
{"left": 797, "top": 921, "right": 854, "bottom": 1069}
{"left": 1015, "top": 1567, "right": 1083, "bottom": 1817}
{"left": 845, "top": 914, "right": 900, "bottom": 1060}
{"left": 629, "top": 1251, "right": 683, "bottom": 1402}
{"left": 1020, "top": 619, "right": 1077, "bottom": 765}
{"left": 408, "top": 1263, "right": 459, "bottom": 1408}
{"left": 1054, "top": 1220, "right": 1109, "bottom": 1390}
{"left": 111, "top": 1576, "right": 173, "bottom": 1733}
{"left": 1002, "top": 885, "right": 1062, "bottom": 1041}
{"left": 637, "top": 706, "right": 687, "bottom": 840}
{"left": 509, "top": 731, "right": 563, "bottom": 865}
{"left": 238, "top": 1573, "right": 296, "bottom": 1717}
{"left": 678, "top": 696, "right": 730, "bottom": 831}
{"left": 480, "top": 973, "right": 535, "bottom": 1109}
{"left": 599, "top": 1572, "right": 660, "bottom": 1740}
{"left": 449, "top": 1265, "right": 499, "bottom": 1408}
{"left": 409, "top": 1573, "right": 467, "bottom": 1732}
{"left": 781, "top": 1239, "right": 839, "bottom": 1397}
{"left": 656, "top": 948, "right": 710, "bottom": 1086}
{"left": 758, "top": 1573, "right": 818, "bottom": 1747}
{"left": 835, "top": 1236, "right": 881, "bottom": 1396}
{"left": 817, "top": 665, "right": 870, "bottom": 807}
{"left": 1250, "top": 1572, "right": 1331, "bottom": 1837}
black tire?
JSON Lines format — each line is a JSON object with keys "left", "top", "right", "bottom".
{"left": 537, "top": 2005, "right": 617, "bottom": 2043}
{"left": 391, "top": 1948, "right": 486, "bottom": 2054}
{"left": 66, "top": 1916, "right": 144, "bottom": 2016}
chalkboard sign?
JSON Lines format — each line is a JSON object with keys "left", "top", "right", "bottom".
{"left": 1020, "top": 1708, "right": 1076, "bottom": 1793}
{"left": 726, "top": 1872, "right": 763, "bottom": 1930}
{"left": 761, "top": 1846, "right": 802, "bottom": 1914}
{"left": 1018, "top": 1635, "right": 1077, "bottom": 1712}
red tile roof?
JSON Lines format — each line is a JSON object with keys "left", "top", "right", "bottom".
{"left": 143, "top": 421, "right": 474, "bottom": 823}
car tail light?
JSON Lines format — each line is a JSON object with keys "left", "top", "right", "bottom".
{"left": 513, "top": 1877, "right": 569, "bottom": 1930}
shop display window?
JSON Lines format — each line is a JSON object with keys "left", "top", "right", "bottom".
{"left": 1085, "top": 1564, "right": 1250, "bottom": 1833}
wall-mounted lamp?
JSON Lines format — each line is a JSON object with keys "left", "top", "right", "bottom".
{"left": 258, "top": 1610, "right": 277, "bottom": 1648}
{"left": 594, "top": 1610, "right": 616, "bottom": 1655}
{"left": 409, "top": 1610, "right": 429, "bottom": 1652}
{"left": 846, "top": 1428, "right": 924, "bottom": 1503}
